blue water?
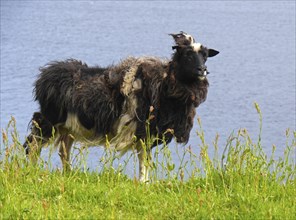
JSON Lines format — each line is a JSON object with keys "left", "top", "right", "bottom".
{"left": 1, "top": 1, "right": 295, "bottom": 170}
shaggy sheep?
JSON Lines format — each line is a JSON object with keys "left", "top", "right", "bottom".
{"left": 23, "top": 32, "right": 219, "bottom": 182}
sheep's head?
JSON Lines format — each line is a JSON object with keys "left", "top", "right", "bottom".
{"left": 172, "top": 45, "right": 219, "bottom": 81}
{"left": 170, "top": 32, "right": 219, "bottom": 82}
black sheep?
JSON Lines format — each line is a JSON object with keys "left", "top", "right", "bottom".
{"left": 23, "top": 32, "right": 219, "bottom": 182}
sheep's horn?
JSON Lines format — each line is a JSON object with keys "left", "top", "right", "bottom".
{"left": 169, "top": 31, "right": 195, "bottom": 46}
{"left": 169, "top": 31, "right": 187, "bottom": 37}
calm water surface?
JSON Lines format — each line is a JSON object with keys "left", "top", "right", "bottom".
{"left": 1, "top": 1, "right": 295, "bottom": 170}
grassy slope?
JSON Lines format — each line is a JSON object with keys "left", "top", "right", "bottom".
{"left": 1, "top": 110, "right": 295, "bottom": 219}
{"left": 1, "top": 164, "right": 295, "bottom": 219}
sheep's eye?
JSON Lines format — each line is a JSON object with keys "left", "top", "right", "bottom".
{"left": 186, "top": 50, "right": 194, "bottom": 56}
{"left": 199, "top": 51, "right": 207, "bottom": 58}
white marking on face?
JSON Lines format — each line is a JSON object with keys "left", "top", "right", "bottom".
{"left": 192, "top": 43, "right": 202, "bottom": 52}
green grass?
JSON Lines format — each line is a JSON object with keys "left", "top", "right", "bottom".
{"left": 1, "top": 104, "right": 295, "bottom": 219}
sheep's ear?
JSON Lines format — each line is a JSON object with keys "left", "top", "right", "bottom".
{"left": 172, "top": 45, "right": 184, "bottom": 53}
{"left": 208, "top": 49, "right": 219, "bottom": 57}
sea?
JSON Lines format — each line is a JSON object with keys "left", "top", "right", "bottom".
{"left": 1, "top": 1, "right": 295, "bottom": 173}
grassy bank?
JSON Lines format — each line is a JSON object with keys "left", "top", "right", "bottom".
{"left": 1, "top": 106, "right": 295, "bottom": 219}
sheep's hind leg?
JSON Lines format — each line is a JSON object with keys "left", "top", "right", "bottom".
{"left": 58, "top": 134, "right": 74, "bottom": 172}
{"left": 23, "top": 112, "right": 54, "bottom": 164}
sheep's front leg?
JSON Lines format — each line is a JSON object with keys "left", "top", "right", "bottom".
{"left": 58, "top": 134, "right": 74, "bottom": 172}
{"left": 137, "top": 145, "right": 152, "bottom": 183}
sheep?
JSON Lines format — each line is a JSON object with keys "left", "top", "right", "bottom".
{"left": 23, "top": 32, "right": 219, "bottom": 182}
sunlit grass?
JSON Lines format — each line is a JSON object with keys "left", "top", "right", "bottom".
{"left": 0, "top": 103, "right": 295, "bottom": 219}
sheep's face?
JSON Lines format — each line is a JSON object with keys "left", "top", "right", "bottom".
{"left": 173, "top": 45, "right": 219, "bottom": 82}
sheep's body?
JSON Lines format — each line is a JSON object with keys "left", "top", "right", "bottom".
{"left": 24, "top": 33, "right": 218, "bottom": 182}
